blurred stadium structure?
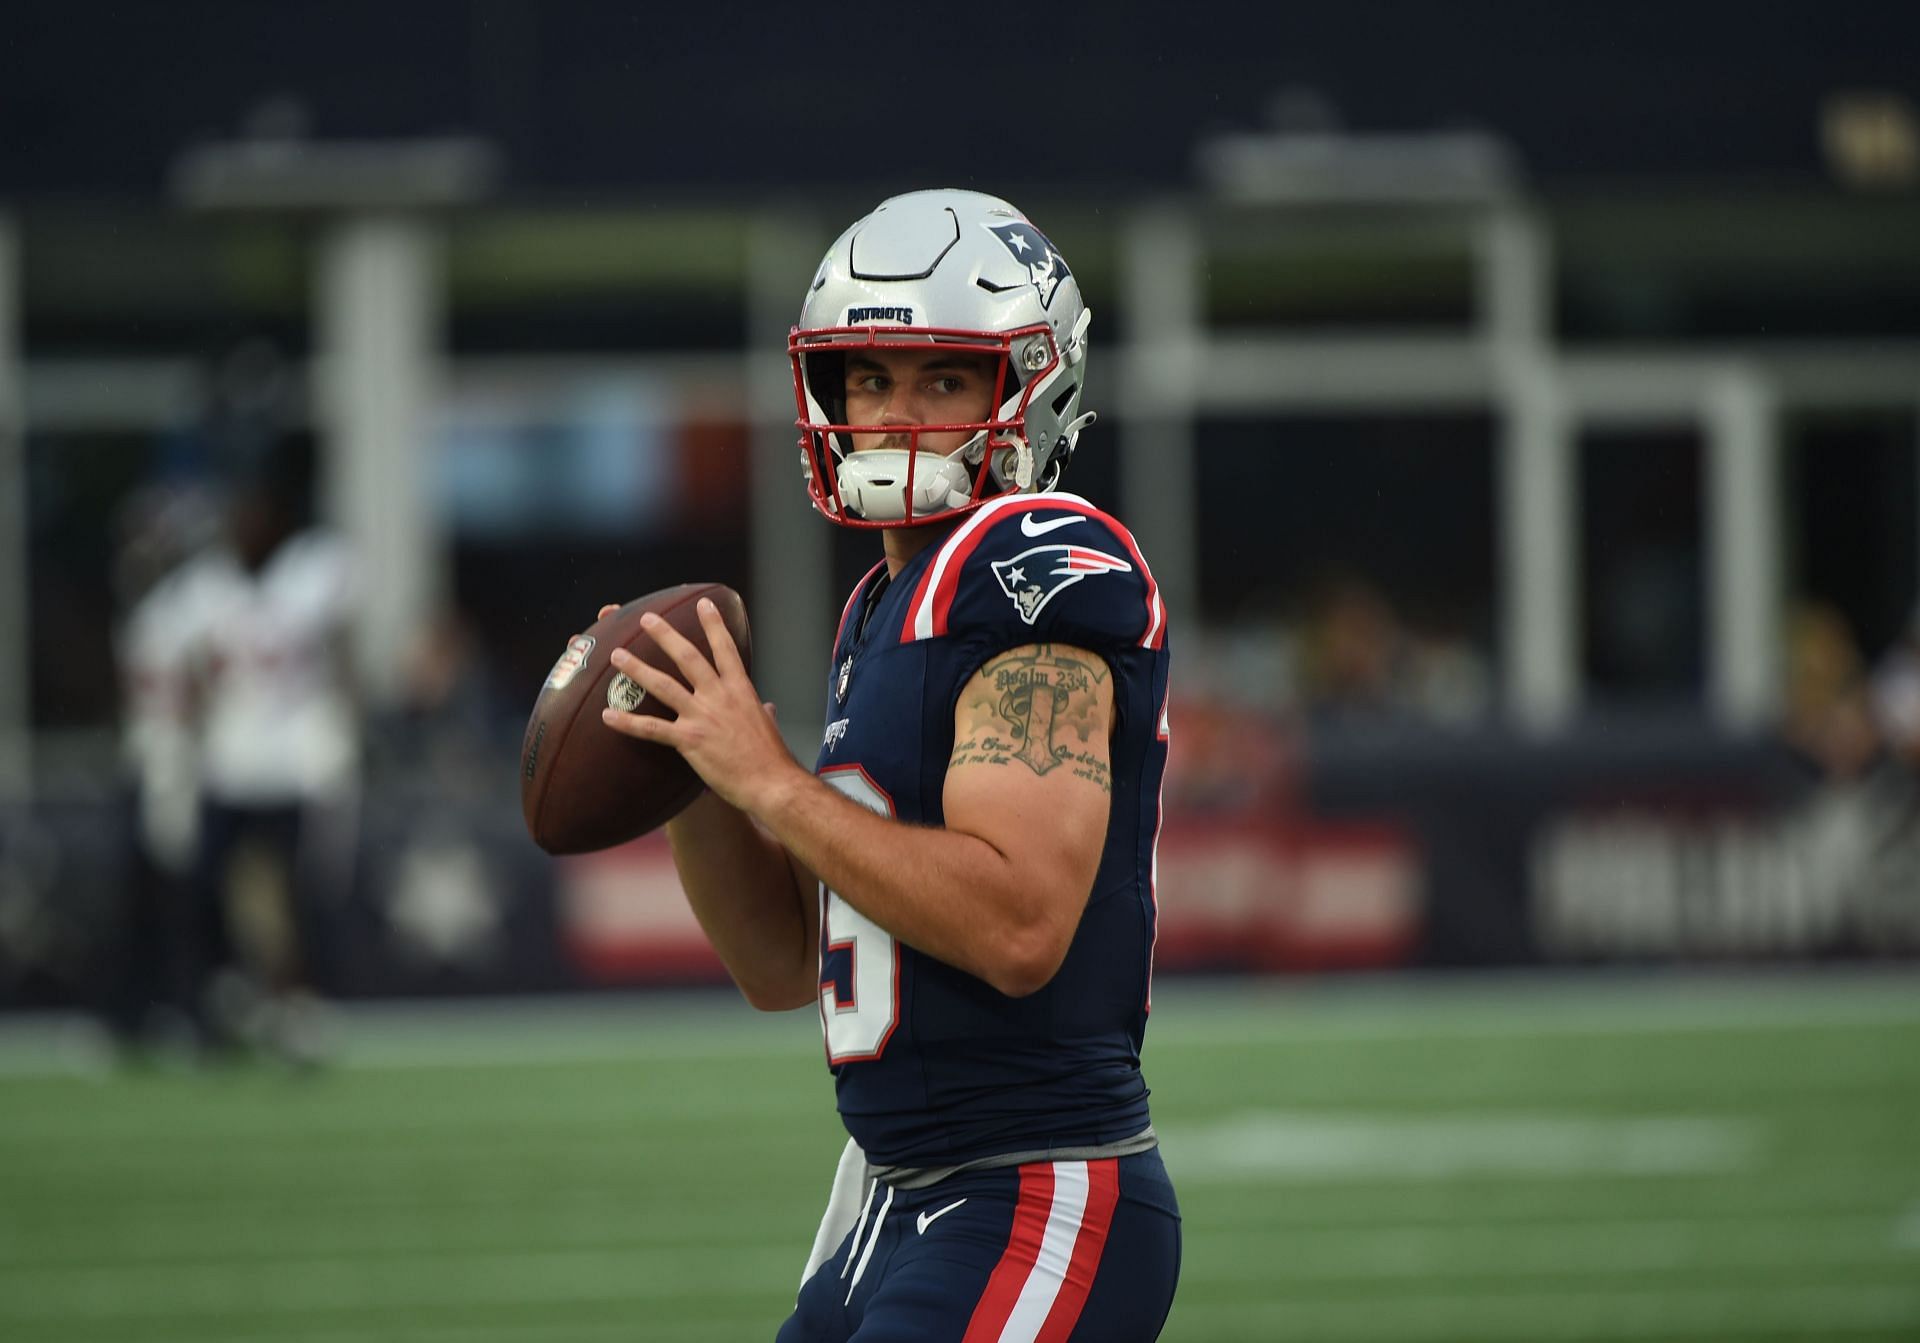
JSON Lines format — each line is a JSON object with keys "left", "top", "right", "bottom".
{"left": 5, "top": 3, "right": 1920, "bottom": 1001}
{"left": 1, "top": 3, "right": 1918, "bottom": 1338}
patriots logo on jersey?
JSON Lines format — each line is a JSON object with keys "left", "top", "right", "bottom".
{"left": 990, "top": 544, "right": 1134, "bottom": 625}
{"left": 984, "top": 221, "right": 1073, "bottom": 309}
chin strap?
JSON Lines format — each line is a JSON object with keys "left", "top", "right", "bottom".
{"left": 966, "top": 431, "right": 1034, "bottom": 491}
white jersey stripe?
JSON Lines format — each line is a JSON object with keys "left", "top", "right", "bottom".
{"left": 909, "top": 492, "right": 1072, "bottom": 641}
{"left": 996, "top": 1160, "right": 1091, "bottom": 1342}
{"left": 1142, "top": 586, "right": 1164, "bottom": 649}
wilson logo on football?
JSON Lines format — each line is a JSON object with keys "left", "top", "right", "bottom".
{"left": 545, "top": 635, "right": 595, "bottom": 690}
{"left": 990, "top": 544, "right": 1132, "bottom": 625}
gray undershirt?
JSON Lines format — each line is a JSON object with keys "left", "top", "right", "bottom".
{"left": 866, "top": 1125, "right": 1159, "bottom": 1191}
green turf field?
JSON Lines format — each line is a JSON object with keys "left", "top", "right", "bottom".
{"left": 1, "top": 975, "right": 1916, "bottom": 1342}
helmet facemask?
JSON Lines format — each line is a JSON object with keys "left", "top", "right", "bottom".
{"left": 791, "top": 324, "right": 1066, "bottom": 529}
{"left": 790, "top": 189, "right": 1097, "bottom": 528}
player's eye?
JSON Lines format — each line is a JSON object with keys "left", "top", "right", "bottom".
{"left": 931, "top": 376, "right": 967, "bottom": 395}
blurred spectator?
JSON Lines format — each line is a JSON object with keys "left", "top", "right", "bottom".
{"left": 1781, "top": 601, "right": 1882, "bottom": 781}
{"left": 1160, "top": 692, "right": 1298, "bottom": 815}
{"left": 1307, "top": 576, "right": 1401, "bottom": 714}
{"left": 1300, "top": 574, "right": 1491, "bottom": 726}
{"left": 380, "top": 603, "right": 511, "bottom": 795}
{"left": 1869, "top": 606, "right": 1920, "bottom": 771}
{"left": 119, "top": 459, "right": 359, "bottom": 1064}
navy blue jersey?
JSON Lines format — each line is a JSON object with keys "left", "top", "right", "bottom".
{"left": 811, "top": 491, "right": 1171, "bottom": 1169}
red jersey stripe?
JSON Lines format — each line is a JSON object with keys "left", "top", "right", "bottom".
{"left": 903, "top": 493, "right": 1164, "bottom": 647}
{"left": 901, "top": 493, "right": 1032, "bottom": 642}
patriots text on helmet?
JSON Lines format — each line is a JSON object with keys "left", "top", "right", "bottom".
{"left": 846, "top": 306, "right": 915, "bottom": 324}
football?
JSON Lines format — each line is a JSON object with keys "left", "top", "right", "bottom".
{"left": 520, "top": 583, "right": 752, "bottom": 855}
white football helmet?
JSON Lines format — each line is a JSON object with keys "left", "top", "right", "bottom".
{"left": 790, "top": 189, "right": 1096, "bottom": 528}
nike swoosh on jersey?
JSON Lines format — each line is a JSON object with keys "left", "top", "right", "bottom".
{"left": 1020, "top": 512, "right": 1086, "bottom": 537}
{"left": 916, "top": 1198, "right": 968, "bottom": 1235}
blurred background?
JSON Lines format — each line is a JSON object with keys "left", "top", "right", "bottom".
{"left": 0, "top": 2, "right": 1916, "bottom": 1340}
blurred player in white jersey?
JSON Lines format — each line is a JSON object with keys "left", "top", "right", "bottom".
{"left": 126, "top": 464, "right": 359, "bottom": 1061}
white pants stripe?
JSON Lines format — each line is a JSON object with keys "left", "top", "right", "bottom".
{"left": 996, "top": 1160, "right": 1091, "bottom": 1342}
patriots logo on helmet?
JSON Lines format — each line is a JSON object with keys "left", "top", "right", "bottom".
{"left": 990, "top": 544, "right": 1133, "bottom": 625}
{"left": 985, "top": 221, "right": 1073, "bottom": 310}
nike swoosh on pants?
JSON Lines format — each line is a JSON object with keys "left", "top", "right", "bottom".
{"left": 917, "top": 1198, "right": 968, "bottom": 1234}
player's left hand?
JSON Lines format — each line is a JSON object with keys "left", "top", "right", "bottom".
{"left": 600, "top": 597, "right": 804, "bottom": 817}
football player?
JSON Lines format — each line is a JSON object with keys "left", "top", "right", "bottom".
{"left": 602, "top": 190, "right": 1180, "bottom": 1340}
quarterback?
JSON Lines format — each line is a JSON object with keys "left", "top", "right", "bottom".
{"left": 602, "top": 189, "right": 1180, "bottom": 1341}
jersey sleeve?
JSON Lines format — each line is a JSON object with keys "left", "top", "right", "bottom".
{"left": 898, "top": 494, "right": 1166, "bottom": 656}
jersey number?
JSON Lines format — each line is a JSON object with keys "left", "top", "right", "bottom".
{"left": 818, "top": 768, "right": 901, "bottom": 1063}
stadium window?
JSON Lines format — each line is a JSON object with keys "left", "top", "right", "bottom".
{"left": 437, "top": 373, "right": 752, "bottom": 701}
{"left": 1784, "top": 409, "right": 1919, "bottom": 664}
{"left": 1579, "top": 427, "right": 1706, "bottom": 705}
{"left": 444, "top": 210, "right": 751, "bottom": 354}
{"left": 20, "top": 208, "right": 310, "bottom": 360}
{"left": 1188, "top": 414, "right": 1497, "bottom": 723}
{"left": 25, "top": 428, "right": 321, "bottom": 733}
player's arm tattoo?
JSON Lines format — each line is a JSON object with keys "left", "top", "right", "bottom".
{"left": 950, "top": 644, "right": 1113, "bottom": 790}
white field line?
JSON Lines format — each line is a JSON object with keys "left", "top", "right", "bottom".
{"left": 0, "top": 1244, "right": 801, "bottom": 1321}
{"left": 1149, "top": 975, "right": 1920, "bottom": 1044}
{"left": 1191, "top": 1167, "right": 1912, "bottom": 1226}
{"left": 0, "top": 973, "right": 1916, "bottom": 1078}
{"left": 0, "top": 998, "right": 818, "bottom": 1078}
{"left": 1173, "top": 1213, "right": 1905, "bottom": 1280}
{"left": 1163, "top": 1110, "right": 1764, "bottom": 1181}
{"left": 0, "top": 1200, "right": 796, "bottom": 1266}
{"left": 21, "top": 1258, "right": 1907, "bottom": 1336}
{"left": 1166, "top": 1281, "right": 1920, "bottom": 1341}
{"left": 4, "top": 1209, "right": 1895, "bottom": 1281}
{"left": 1896, "top": 1202, "right": 1920, "bottom": 1250}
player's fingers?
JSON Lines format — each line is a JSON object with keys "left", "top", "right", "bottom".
{"left": 637, "top": 610, "right": 719, "bottom": 688}
{"left": 597, "top": 604, "right": 619, "bottom": 620}
{"left": 696, "top": 598, "right": 747, "bottom": 679}
{"left": 609, "top": 647, "right": 693, "bottom": 715}
{"left": 599, "top": 702, "right": 674, "bottom": 743}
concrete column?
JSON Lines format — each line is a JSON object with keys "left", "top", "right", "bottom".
{"left": 1704, "top": 366, "right": 1783, "bottom": 729}
{"left": 315, "top": 215, "right": 446, "bottom": 707}
{"left": 0, "top": 216, "right": 27, "bottom": 799}
{"left": 1481, "top": 208, "right": 1578, "bottom": 728}
{"left": 746, "top": 214, "right": 831, "bottom": 752}
{"left": 1498, "top": 366, "right": 1576, "bottom": 729}
{"left": 1117, "top": 206, "right": 1200, "bottom": 629}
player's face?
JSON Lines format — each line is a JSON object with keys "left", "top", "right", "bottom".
{"left": 843, "top": 348, "right": 998, "bottom": 457}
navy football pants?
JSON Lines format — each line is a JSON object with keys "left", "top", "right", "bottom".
{"left": 778, "top": 1149, "right": 1181, "bottom": 1342}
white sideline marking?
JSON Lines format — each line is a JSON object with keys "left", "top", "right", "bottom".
{"left": 1895, "top": 1202, "right": 1920, "bottom": 1250}
{"left": 1, "top": 973, "right": 1916, "bottom": 1077}
{"left": 1167, "top": 1111, "right": 1763, "bottom": 1181}
{"left": 1150, "top": 973, "right": 1920, "bottom": 1044}
{"left": 1171, "top": 1281, "right": 1920, "bottom": 1340}
{"left": 0, "top": 993, "right": 819, "bottom": 1077}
